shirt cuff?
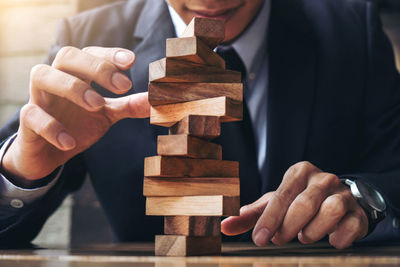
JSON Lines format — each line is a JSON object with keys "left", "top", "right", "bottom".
{"left": 0, "top": 134, "right": 63, "bottom": 208}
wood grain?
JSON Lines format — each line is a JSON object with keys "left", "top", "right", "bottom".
{"left": 169, "top": 115, "right": 221, "bottom": 139}
{"left": 144, "top": 156, "right": 239, "bottom": 177}
{"left": 155, "top": 235, "right": 221, "bottom": 256}
{"left": 181, "top": 17, "right": 225, "bottom": 49}
{"left": 149, "top": 58, "right": 241, "bottom": 83}
{"left": 157, "top": 134, "right": 222, "bottom": 159}
{"left": 143, "top": 177, "right": 240, "bottom": 196}
{"left": 146, "top": 196, "right": 240, "bottom": 216}
{"left": 164, "top": 216, "right": 221, "bottom": 236}
{"left": 148, "top": 82, "right": 243, "bottom": 106}
{"left": 166, "top": 36, "right": 225, "bottom": 68}
{"left": 150, "top": 96, "right": 242, "bottom": 127}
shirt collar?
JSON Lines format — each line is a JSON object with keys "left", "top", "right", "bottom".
{"left": 168, "top": 1, "right": 271, "bottom": 72}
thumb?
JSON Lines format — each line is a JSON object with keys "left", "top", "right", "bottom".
{"left": 104, "top": 92, "right": 150, "bottom": 123}
{"left": 221, "top": 192, "right": 274, "bottom": 236}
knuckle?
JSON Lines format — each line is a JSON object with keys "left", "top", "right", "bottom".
{"left": 92, "top": 59, "right": 113, "bottom": 76}
{"left": 66, "top": 77, "right": 86, "bottom": 95}
{"left": 285, "top": 161, "right": 314, "bottom": 180}
{"left": 274, "top": 188, "right": 296, "bottom": 205}
{"left": 39, "top": 117, "right": 58, "bottom": 135}
{"left": 54, "top": 46, "right": 77, "bottom": 67}
{"left": 322, "top": 173, "right": 340, "bottom": 186}
{"left": 82, "top": 46, "right": 94, "bottom": 53}
{"left": 20, "top": 104, "right": 38, "bottom": 122}
{"left": 314, "top": 173, "right": 340, "bottom": 191}
{"left": 308, "top": 183, "right": 325, "bottom": 196}
{"left": 296, "top": 193, "right": 318, "bottom": 212}
{"left": 324, "top": 194, "right": 347, "bottom": 218}
{"left": 30, "top": 64, "right": 50, "bottom": 82}
{"left": 297, "top": 161, "right": 314, "bottom": 172}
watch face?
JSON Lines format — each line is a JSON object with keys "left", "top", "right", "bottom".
{"left": 356, "top": 180, "right": 386, "bottom": 212}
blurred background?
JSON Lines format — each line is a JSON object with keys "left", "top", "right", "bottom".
{"left": 0, "top": 0, "right": 399, "bottom": 247}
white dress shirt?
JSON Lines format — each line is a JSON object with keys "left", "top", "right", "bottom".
{"left": 0, "top": 1, "right": 271, "bottom": 209}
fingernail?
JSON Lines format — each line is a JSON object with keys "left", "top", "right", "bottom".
{"left": 83, "top": 90, "right": 105, "bottom": 109}
{"left": 57, "top": 131, "right": 76, "bottom": 150}
{"left": 115, "top": 51, "right": 133, "bottom": 66}
{"left": 112, "top": 72, "right": 132, "bottom": 91}
{"left": 253, "top": 228, "right": 271, "bottom": 247}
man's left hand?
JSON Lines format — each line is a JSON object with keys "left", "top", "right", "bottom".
{"left": 221, "top": 161, "right": 369, "bottom": 249}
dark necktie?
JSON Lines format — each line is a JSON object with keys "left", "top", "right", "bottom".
{"left": 215, "top": 46, "right": 261, "bottom": 206}
{"left": 216, "top": 46, "right": 248, "bottom": 94}
{"left": 216, "top": 46, "right": 261, "bottom": 242}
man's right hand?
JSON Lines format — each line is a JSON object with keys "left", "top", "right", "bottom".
{"left": 1, "top": 46, "right": 150, "bottom": 182}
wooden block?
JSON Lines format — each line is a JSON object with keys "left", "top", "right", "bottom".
{"left": 150, "top": 96, "right": 242, "bottom": 127}
{"left": 155, "top": 235, "right": 221, "bottom": 256}
{"left": 166, "top": 36, "right": 225, "bottom": 69}
{"left": 144, "top": 156, "right": 238, "bottom": 177}
{"left": 157, "top": 135, "right": 222, "bottom": 159}
{"left": 146, "top": 196, "right": 240, "bottom": 216}
{"left": 181, "top": 17, "right": 225, "bottom": 49}
{"left": 164, "top": 216, "right": 221, "bottom": 236}
{"left": 149, "top": 58, "right": 241, "bottom": 83}
{"left": 148, "top": 82, "right": 242, "bottom": 106}
{"left": 143, "top": 177, "right": 240, "bottom": 196}
{"left": 169, "top": 115, "right": 221, "bottom": 139}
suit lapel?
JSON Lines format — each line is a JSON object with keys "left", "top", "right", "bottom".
{"left": 126, "top": 0, "right": 175, "bottom": 137}
{"left": 263, "top": 0, "right": 317, "bottom": 192}
{"left": 128, "top": 0, "right": 176, "bottom": 95}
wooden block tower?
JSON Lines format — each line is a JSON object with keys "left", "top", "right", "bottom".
{"left": 144, "top": 17, "right": 243, "bottom": 256}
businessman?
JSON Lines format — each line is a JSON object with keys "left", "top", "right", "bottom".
{"left": 0, "top": 0, "right": 399, "bottom": 248}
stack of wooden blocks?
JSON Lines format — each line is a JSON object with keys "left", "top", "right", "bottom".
{"left": 143, "top": 17, "right": 243, "bottom": 256}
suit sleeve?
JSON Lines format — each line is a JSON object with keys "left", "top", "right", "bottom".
{"left": 0, "top": 18, "right": 87, "bottom": 246}
{"left": 344, "top": 2, "right": 400, "bottom": 240}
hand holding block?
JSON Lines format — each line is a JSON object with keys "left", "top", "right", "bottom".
{"left": 181, "top": 17, "right": 225, "bottom": 49}
{"left": 164, "top": 216, "right": 220, "bottom": 236}
{"left": 149, "top": 58, "right": 241, "bottom": 83}
{"left": 143, "top": 177, "right": 240, "bottom": 196}
{"left": 157, "top": 134, "right": 222, "bottom": 159}
{"left": 150, "top": 96, "right": 242, "bottom": 127}
{"left": 146, "top": 196, "right": 240, "bottom": 216}
{"left": 148, "top": 82, "right": 243, "bottom": 106}
{"left": 169, "top": 115, "right": 221, "bottom": 139}
{"left": 144, "top": 156, "right": 238, "bottom": 177}
{"left": 166, "top": 37, "right": 225, "bottom": 69}
{"left": 155, "top": 235, "right": 221, "bottom": 256}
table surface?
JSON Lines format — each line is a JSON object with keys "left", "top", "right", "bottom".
{"left": 1, "top": 242, "right": 400, "bottom": 267}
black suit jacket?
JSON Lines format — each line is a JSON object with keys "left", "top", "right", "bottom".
{"left": 1, "top": 0, "right": 400, "bottom": 245}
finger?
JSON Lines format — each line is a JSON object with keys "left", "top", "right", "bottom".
{"left": 272, "top": 173, "right": 340, "bottom": 245}
{"left": 252, "top": 161, "right": 319, "bottom": 246}
{"left": 329, "top": 210, "right": 368, "bottom": 249}
{"left": 52, "top": 46, "right": 132, "bottom": 94}
{"left": 20, "top": 104, "right": 76, "bottom": 151}
{"left": 221, "top": 192, "right": 274, "bottom": 236}
{"left": 82, "top": 46, "right": 135, "bottom": 70}
{"left": 104, "top": 92, "right": 150, "bottom": 124}
{"left": 298, "top": 192, "right": 350, "bottom": 244}
{"left": 30, "top": 64, "right": 105, "bottom": 111}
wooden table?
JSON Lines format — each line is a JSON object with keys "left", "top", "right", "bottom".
{"left": 1, "top": 242, "right": 399, "bottom": 266}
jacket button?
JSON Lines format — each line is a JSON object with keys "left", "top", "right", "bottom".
{"left": 393, "top": 217, "right": 399, "bottom": 229}
{"left": 10, "top": 199, "right": 24, "bottom": 209}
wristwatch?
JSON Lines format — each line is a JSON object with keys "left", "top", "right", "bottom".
{"left": 341, "top": 179, "right": 387, "bottom": 234}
